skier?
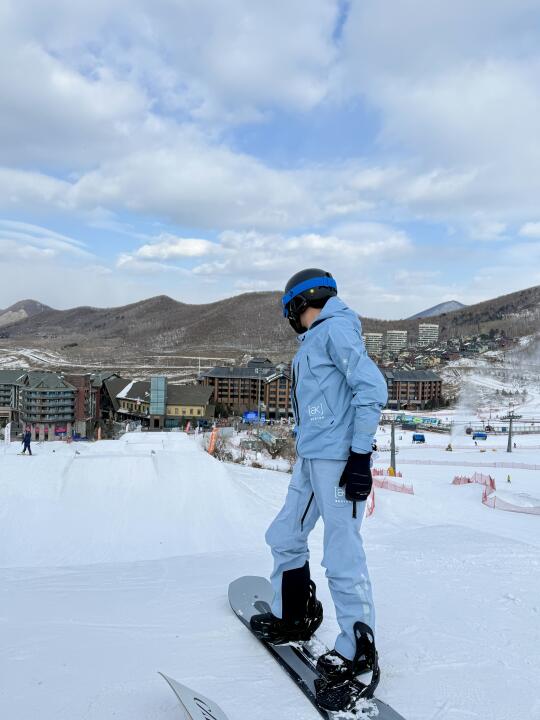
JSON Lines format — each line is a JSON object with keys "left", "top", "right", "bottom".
{"left": 250, "top": 268, "right": 388, "bottom": 710}
{"left": 21, "top": 427, "right": 32, "bottom": 455}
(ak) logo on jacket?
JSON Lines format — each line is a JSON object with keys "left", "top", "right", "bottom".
{"left": 334, "top": 486, "right": 347, "bottom": 504}
{"left": 308, "top": 403, "right": 324, "bottom": 420}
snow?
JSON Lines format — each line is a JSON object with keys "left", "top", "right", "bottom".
{"left": 1, "top": 430, "right": 540, "bottom": 720}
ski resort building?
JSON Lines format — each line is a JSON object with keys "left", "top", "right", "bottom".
{"left": 1, "top": 370, "right": 108, "bottom": 440}
{"left": 382, "top": 369, "right": 443, "bottom": 409}
{"left": 18, "top": 372, "right": 77, "bottom": 440}
{"left": 103, "top": 376, "right": 215, "bottom": 428}
{"left": 0, "top": 370, "right": 25, "bottom": 428}
{"left": 199, "top": 358, "right": 292, "bottom": 418}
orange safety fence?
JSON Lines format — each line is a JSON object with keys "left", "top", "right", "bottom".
{"left": 366, "top": 471, "right": 414, "bottom": 518}
{"left": 452, "top": 472, "right": 540, "bottom": 515}
{"left": 366, "top": 488, "right": 375, "bottom": 517}
{"left": 207, "top": 427, "right": 218, "bottom": 455}
{"left": 373, "top": 467, "right": 403, "bottom": 478}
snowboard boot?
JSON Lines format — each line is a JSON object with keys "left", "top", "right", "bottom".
{"left": 315, "top": 622, "right": 380, "bottom": 712}
{"left": 250, "top": 563, "right": 323, "bottom": 644}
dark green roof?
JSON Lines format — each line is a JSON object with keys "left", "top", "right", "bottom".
{"left": 382, "top": 369, "right": 442, "bottom": 382}
{"left": 167, "top": 384, "right": 213, "bottom": 406}
{"left": 201, "top": 366, "right": 276, "bottom": 380}
{"left": 0, "top": 369, "right": 26, "bottom": 385}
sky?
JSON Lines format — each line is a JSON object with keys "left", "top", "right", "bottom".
{"left": 1, "top": 0, "right": 540, "bottom": 319}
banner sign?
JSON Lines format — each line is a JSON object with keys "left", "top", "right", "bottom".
{"left": 4, "top": 422, "right": 11, "bottom": 444}
{"left": 243, "top": 411, "right": 266, "bottom": 423}
{"left": 397, "top": 414, "right": 440, "bottom": 426}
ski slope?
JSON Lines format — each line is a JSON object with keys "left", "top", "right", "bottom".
{"left": 1, "top": 431, "right": 539, "bottom": 720}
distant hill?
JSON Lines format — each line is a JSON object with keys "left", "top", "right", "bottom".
{"left": 409, "top": 301, "right": 466, "bottom": 319}
{"left": 0, "top": 300, "right": 51, "bottom": 329}
{"left": 1, "top": 285, "right": 539, "bottom": 361}
{"left": 0, "top": 293, "right": 293, "bottom": 357}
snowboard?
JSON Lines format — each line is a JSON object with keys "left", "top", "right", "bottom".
{"left": 228, "top": 575, "right": 406, "bottom": 719}
{"left": 159, "top": 673, "right": 231, "bottom": 720}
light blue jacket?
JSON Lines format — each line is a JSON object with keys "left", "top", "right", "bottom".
{"left": 291, "top": 296, "right": 387, "bottom": 459}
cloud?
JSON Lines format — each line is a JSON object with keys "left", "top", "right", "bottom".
{"left": 190, "top": 223, "right": 411, "bottom": 284}
{"left": 519, "top": 222, "right": 540, "bottom": 238}
{"left": 0, "top": 219, "right": 91, "bottom": 259}
{"left": 135, "top": 234, "right": 217, "bottom": 260}
{"left": 338, "top": 1, "right": 540, "bottom": 220}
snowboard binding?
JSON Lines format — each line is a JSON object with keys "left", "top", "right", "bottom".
{"left": 250, "top": 579, "right": 323, "bottom": 644}
{"left": 315, "top": 621, "right": 380, "bottom": 712}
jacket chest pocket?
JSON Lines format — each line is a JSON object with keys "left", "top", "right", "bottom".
{"left": 301, "top": 354, "right": 336, "bottom": 425}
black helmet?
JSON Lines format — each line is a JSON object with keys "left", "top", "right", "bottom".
{"left": 282, "top": 268, "right": 337, "bottom": 333}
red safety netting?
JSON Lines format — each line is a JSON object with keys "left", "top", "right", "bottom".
{"left": 366, "top": 472, "right": 414, "bottom": 518}
{"left": 366, "top": 488, "right": 375, "bottom": 517}
{"left": 373, "top": 475, "right": 414, "bottom": 494}
{"left": 452, "top": 473, "right": 540, "bottom": 515}
{"left": 373, "top": 468, "right": 403, "bottom": 478}
{"left": 452, "top": 472, "right": 496, "bottom": 490}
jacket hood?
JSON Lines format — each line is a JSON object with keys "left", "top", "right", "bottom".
{"left": 310, "top": 296, "right": 361, "bottom": 332}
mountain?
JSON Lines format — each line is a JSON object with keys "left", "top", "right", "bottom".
{"left": 0, "top": 300, "right": 51, "bottom": 329}
{"left": 0, "top": 293, "right": 293, "bottom": 358}
{"left": 361, "top": 284, "right": 540, "bottom": 342}
{"left": 409, "top": 301, "right": 466, "bottom": 319}
{"left": 1, "top": 285, "right": 540, "bottom": 362}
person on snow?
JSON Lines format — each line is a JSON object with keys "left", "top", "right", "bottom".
{"left": 21, "top": 427, "right": 32, "bottom": 455}
{"left": 250, "top": 268, "right": 388, "bottom": 710}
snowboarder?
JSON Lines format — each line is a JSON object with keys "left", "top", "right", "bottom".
{"left": 250, "top": 268, "right": 388, "bottom": 710}
{"left": 21, "top": 427, "right": 32, "bottom": 455}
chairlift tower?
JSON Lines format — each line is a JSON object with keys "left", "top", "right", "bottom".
{"left": 501, "top": 408, "right": 522, "bottom": 453}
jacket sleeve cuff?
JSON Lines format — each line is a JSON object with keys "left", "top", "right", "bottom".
{"left": 351, "top": 434, "right": 374, "bottom": 454}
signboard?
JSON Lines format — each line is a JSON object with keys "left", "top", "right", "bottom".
{"left": 55, "top": 426, "right": 67, "bottom": 435}
{"left": 242, "top": 411, "right": 266, "bottom": 423}
{"left": 400, "top": 414, "right": 439, "bottom": 426}
{"left": 4, "top": 422, "right": 11, "bottom": 444}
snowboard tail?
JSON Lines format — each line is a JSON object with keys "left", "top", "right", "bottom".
{"left": 228, "top": 575, "right": 407, "bottom": 719}
{"left": 159, "top": 673, "right": 231, "bottom": 720}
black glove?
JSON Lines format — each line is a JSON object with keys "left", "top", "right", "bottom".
{"left": 339, "top": 451, "right": 372, "bottom": 501}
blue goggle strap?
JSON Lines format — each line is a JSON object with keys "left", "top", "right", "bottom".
{"left": 281, "top": 276, "right": 337, "bottom": 317}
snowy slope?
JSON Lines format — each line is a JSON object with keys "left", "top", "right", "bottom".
{"left": 1, "top": 432, "right": 540, "bottom": 720}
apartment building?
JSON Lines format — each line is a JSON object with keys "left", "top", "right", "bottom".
{"left": 418, "top": 323, "right": 440, "bottom": 347}
{"left": 18, "top": 372, "right": 77, "bottom": 439}
{"left": 386, "top": 330, "right": 408, "bottom": 353}
{"left": 364, "top": 333, "right": 384, "bottom": 355}
{"left": 383, "top": 369, "right": 443, "bottom": 409}
{"left": 200, "top": 358, "right": 291, "bottom": 418}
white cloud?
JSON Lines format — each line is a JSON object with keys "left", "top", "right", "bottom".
{"left": 338, "top": 1, "right": 540, "bottom": 220}
{"left": 519, "top": 222, "right": 540, "bottom": 238}
{"left": 468, "top": 220, "right": 507, "bottom": 241}
{"left": 135, "top": 234, "right": 217, "bottom": 260}
{"left": 0, "top": 219, "right": 91, "bottom": 259}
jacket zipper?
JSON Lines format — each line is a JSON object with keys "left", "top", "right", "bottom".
{"left": 300, "top": 492, "right": 314, "bottom": 531}
{"left": 291, "top": 362, "right": 300, "bottom": 426}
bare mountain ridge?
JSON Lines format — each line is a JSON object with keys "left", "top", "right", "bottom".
{"left": 0, "top": 292, "right": 293, "bottom": 355}
{"left": 1, "top": 285, "right": 539, "bottom": 358}
{"left": 0, "top": 300, "right": 51, "bottom": 329}
{"left": 409, "top": 300, "right": 466, "bottom": 319}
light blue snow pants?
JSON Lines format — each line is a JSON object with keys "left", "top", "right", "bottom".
{"left": 266, "top": 457, "right": 375, "bottom": 660}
